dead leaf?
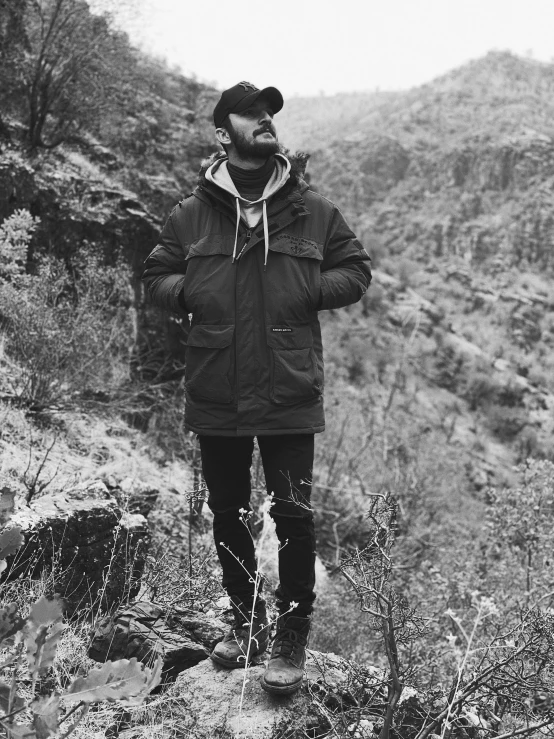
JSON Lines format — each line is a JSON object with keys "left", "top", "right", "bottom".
{"left": 65, "top": 657, "right": 162, "bottom": 705}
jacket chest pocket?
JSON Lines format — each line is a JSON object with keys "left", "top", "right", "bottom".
{"left": 183, "top": 235, "right": 235, "bottom": 319}
{"left": 267, "top": 325, "right": 321, "bottom": 405}
{"left": 267, "top": 239, "right": 323, "bottom": 313}
{"left": 185, "top": 325, "right": 235, "bottom": 404}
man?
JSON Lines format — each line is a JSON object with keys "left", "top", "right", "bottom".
{"left": 141, "top": 81, "right": 371, "bottom": 695}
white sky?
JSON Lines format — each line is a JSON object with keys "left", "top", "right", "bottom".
{"left": 99, "top": 0, "right": 554, "bottom": 97}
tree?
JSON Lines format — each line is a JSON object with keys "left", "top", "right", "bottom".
{"left": 0, "top": 0, "right": 30, "bottom": 134}
{"left": 10, "top": 0, "right": 136, "bottom": 148}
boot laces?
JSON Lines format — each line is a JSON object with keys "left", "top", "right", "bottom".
{"left": 272, "top": 628, "right": 306, "bottom": 660}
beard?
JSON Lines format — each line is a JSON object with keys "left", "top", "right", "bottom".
{"left": 228, "top": 123, "right": 280, "bottom": 159}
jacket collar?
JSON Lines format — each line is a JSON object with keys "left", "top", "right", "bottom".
{"left": 194, "top": 163, "right": 310, "bottom": 217}
{"left": 195, "top": 150, "right": 309, "bottom": 203}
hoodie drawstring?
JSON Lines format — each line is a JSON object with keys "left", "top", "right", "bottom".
{"left": 232, "top": 197, "right": 240, "bottom": 262}
{"left": 205, "top": 155, "right": 291, "bottom": 269}
{"left": 232, "top": 197, "right": 270, "bottom": 270}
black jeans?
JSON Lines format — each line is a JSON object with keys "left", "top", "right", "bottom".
{"left": 198, "top": 434, "right": 316, "bottom": 617}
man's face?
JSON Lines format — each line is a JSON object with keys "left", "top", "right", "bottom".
{"left": 224, "top": 97, "right": 279, "bottom": 158}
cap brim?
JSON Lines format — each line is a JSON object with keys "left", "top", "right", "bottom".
{"left": 233, "top": 86, "right": 284, "bottom": 115}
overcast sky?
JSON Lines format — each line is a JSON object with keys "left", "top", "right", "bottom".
{"left": 99, "top": 0, "right": 554, "bottom": 97}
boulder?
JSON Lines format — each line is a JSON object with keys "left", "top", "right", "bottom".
{"left": 116, "top": 645, "right": 441, "bottom": 739}
{"left": 89, "top": 600, "right": 227, "bottom": 679}
{"left": 164, "top": 651, "right": 384, "bottom": 739}
{"left": 4, "top": 480, "right": 150, "bottom": 615}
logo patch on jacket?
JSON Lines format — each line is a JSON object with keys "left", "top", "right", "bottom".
{"left": 273, "top": 234, "right": 321, "bottom": 257}
{"left": 272, "top": 327, "right": 292, "bottom": 332}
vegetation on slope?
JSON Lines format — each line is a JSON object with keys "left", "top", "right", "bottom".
{"left": 1, "top": 2, "right": 554, "bottom": 731}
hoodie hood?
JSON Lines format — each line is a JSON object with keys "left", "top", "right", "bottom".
{"left": 204, "top": 154, "right": 292, "bottom": 268}
{"left": 205, "top": 153, "right": 291, "bottom": 203}
{"left": 198, "top": 149, "right": 309, "bottom": 186}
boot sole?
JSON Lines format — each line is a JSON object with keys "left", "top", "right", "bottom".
{"left": 260, "top": 675, "right": 303, "bottom": 695}
{"left": 211, "top": 650, "right": 267, "bottom": 669}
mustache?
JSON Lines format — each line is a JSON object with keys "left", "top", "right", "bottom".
{"left": 254, "top": 125, "right": 276, "bottom": 137}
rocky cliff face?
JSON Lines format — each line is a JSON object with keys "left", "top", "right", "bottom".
{"left": 280, "top": 52, "right": 554, "bottom": 271}
{"left": 275, "top": 51, "right": 554, "bottom": 485}
{"left": 0, "top": 74, "right": 219, "bottom": 374}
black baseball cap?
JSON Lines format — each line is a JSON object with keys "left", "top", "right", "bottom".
{"left": 213, "top": 81, "right": 284, "bottom": 128}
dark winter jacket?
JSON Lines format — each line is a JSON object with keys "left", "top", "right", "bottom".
{"left": 141, "top": 152, "right": 372, "bottom": 436}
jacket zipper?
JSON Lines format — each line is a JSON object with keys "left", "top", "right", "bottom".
{"left": 234, "top": 229, "right": 251, "bottom": 408}
{"left": 259, "top": 241, "right": 273, "bottom": 402}
{"left": 235, "top": 229, "right": 251, "bottom": 261}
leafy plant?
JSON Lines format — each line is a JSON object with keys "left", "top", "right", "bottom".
{"left": 0, "top": 487, "right": 162, "bottom": 737}
{"left": 0, "top": 210, "right": 39, "bottom": 280}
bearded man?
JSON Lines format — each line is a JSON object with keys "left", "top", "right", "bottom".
{"left": 141, "top": 82, "right": 372, "bottom": 695}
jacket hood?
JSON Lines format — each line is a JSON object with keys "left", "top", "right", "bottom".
{"left": 197, "top": 147, "right": 310, "bottom": 189}
{"left": 204, "top": 153, "right": 291, "bottom": 205}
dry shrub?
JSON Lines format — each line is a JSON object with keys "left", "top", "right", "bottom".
{"left": 0, "top": 252, "right": 136, "bottom": 406}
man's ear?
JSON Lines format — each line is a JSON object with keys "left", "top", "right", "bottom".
{"left": 215, "top": 127, "right": 231, "bottom": 146}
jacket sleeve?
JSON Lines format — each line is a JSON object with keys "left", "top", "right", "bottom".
{"left": 141, "top": 205, "right": 189, "bottom": 315}
{"left": 319, "top": 206, "right": 372, "bottom": 311}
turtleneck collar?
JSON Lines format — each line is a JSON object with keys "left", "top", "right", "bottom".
{"left": 227, "top": 156, "right": 276, "bottom": 200}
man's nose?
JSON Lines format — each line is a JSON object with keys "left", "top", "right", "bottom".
{"left": 258, "top": 110, "right": 272, "bottom": 124}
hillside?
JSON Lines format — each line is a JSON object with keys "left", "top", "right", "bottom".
{"left": 277, "top": 50, "right": 554, "bottom": 479}
{"left": 280, "top": 51, "right": 554, "bottom": 271}
{"left": 2, "top": 15, "right": 554, "bottom": 734}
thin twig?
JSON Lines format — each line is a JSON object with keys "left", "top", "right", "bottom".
{"left": 493, "top": 717, "right": 554, "bottom": 739}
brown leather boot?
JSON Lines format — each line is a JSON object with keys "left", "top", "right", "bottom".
{"left": 211, "top": 597, "right": 269, "bottom": 669}
{"left": 260, "top": 614, "right": 311, "bottom": 695}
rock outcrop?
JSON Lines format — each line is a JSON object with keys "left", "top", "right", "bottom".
{"left": 164, "top": 651, "right": 384, "bottom": 739}
{"left": 4, "top": 480, "right": 150, "bottom": 614}
{"left": 89, "top": 600, "right": 227, "bottom": 679}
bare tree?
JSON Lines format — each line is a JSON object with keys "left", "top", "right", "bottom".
{"left": 13, "top": 0, "right": 135, "bottom": 148}
{"left": 0, "top": 0, "right": 30, "bottom": 134}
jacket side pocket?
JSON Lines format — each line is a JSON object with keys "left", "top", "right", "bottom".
{"left": 185, "top": 325, "right": 235, "bottom": 404}
{"left": 267, "top": 325, "right": 320, "bottom": 405}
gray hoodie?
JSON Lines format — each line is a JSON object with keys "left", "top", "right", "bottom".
{"left": 204, "top": 153, "right": 292, "bottom": 267}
